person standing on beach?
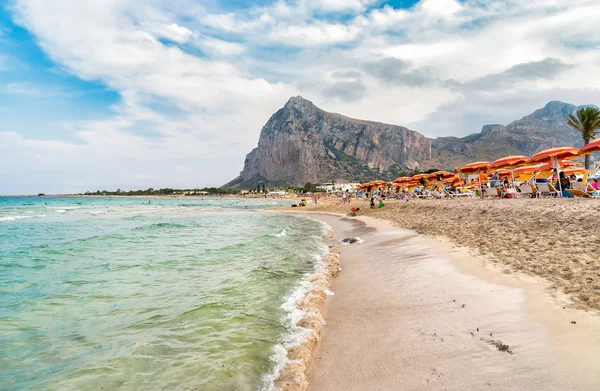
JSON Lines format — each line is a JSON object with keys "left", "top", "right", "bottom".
{"left": 370, "top": 197, "right": 375, "bottom": 209}
{"left": 490, "top": 172, "right": 499, "bottom": 188}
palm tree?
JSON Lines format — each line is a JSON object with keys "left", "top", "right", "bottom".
{"left": 567, "top": 107, "right": 600, "bottom": 169}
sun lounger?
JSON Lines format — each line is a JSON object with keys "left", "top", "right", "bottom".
{"left": 567, "top": 189, "right": 591, "bottom": 198}
{"left": 535, "top": 183, "right": 559, "bottom": 197}
{"left": 496, "top": 187, "right": 518, "bottom": 199}
{"left": 448, "top": 189, "right": 475, "bottom": 198}
{"left": 573, "top": 182, "right": 595, "bottom": 194}
{"left": 517, "top": 184, "right": 536, "bottom": 198}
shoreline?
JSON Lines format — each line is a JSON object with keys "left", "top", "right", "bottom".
{"left": 295, "top": 212, "right": 600, "bottom": 390}
{"left": 285, "top": 198, "right": 600, "bottom": 312}
{"left": 268, "top": 218, "right": 341, "bottom": 391}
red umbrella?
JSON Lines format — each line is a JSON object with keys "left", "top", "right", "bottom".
{"left": 526, "top": 147, "right": 579, "bottom": 164}
{"left": 460, "top": 162, "right": 491, "bottom": 198}
{"left": 488, "top": 155, "right": 529, "bottom": 169}
{"left": 426, "top": 171, "right": 453, "bottom": 180}
{"left": 452, "top": 168, "right": 463, "bottom": 187}
{"left": 526, "top": 147, "right": 580, "bottom": 196}
{"left": 579, "top": 139, "right": 600, "bottom": 155}
{"left": 563, "top": 168, "right": 587, "bottom": 175}
{"left": 460, "top": 161, "right": 491, "bottom": 174}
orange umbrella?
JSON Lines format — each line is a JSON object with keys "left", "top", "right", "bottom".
{"left": 488, "top": 155, "right": 529, "bottom": 169}
{"left": 513, "top": 164, "right": 544, "bottom": 175}
{"left": 367, "top": 180, "right": 389, "bottom": 192}
{"left": 526, "top": 147, "right": 579, "bottom": 164}
{"left": 489, "top": 156, "right": 529, "bottom": 185}
{"left": 579, "top": 139, "right": 600, "bottom": 155}
{"left": 537, "top": 161, "right": 581, "bottom": 171}
{"left": 489, "top": 169, "right": 512, "bottom": 176}
{"left": 426, "top": 171, "right": 453, "bottom": 180}
{"left": 460, "top": 161, "right": 491, "bottom": 174}
{"left": 563, "top": 168, "right": 587, "bottom": 175}
{"left": 526, "top": 147, "right": 580, "bottom": 196}
{"left": 411, "top": 173, "right": 429, "bottom": 180}
{"left": 452, "top": 168, "right": 463, "bottom": 187}
{"left": 460, "top": 162, "right": 490, "bottom": 198}
{"left": 393, "top": 176, "right": 412, "bottom": 183}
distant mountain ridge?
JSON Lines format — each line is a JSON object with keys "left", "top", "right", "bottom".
{"left": 225, "top": 98, "right": 593, "bottom": 188}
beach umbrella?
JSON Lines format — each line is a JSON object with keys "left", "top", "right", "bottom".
{"left": 368, "top": 180, "right": 388, "bottom": 193}
{"left": 411, "top": 173, "right": 430, "bottom": 188}
{"left": 489, "top": 168, "right": 512, "bottom": 176}
{"left": 563, "top": 168, "right": 587, "bottom": 175}
{"left": 488, "top": 155, "right": 529, "bottom": 169}
{"left": 489, "top": 155, "right": 529, "bottom": 185}
{"left": 537, "top": 161, "right": 581, "bottom": 171}
{"left": 460, "top": 161, "right": 490, "bottom": 199}
{"left": 452, "top": 168, "right": 463, "bottom": 188}
{"left": 578, "top": 138, "right": 600, "bottom": 156}
{"left": 426, "top": 171, "right": 453, "bottom": 180}
{"left": 526, "top": 147, "right": 580, "bottom": 196}
{"left": 513, "top": 164, "right": 544, "bottom": 175}
{"left": 527, "top": 147, "right": 580, "bottom": 165}
{"left": 393, "top": 176, "right": 412, "bottom": 183}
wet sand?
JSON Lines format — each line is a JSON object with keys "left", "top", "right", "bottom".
{"left": 299, "top": 198, "right": 600, "bottom": 311}
{"left": 303, "top": 213, "right": 600, "bottom": 391}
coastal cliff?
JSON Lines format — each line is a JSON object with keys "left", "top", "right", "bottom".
{"left": 226, "top": 96, "right": 431, "bottom": 187}
{"left": 225, "top": 98, "right": 590, "bottom": 188}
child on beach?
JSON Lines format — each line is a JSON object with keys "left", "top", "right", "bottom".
{"left": 370, "top": 197, "right": 375, "bottom": 209}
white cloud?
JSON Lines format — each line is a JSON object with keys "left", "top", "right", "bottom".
{"left": 2, "top": 0, "right": 600, "bottom": 193}
{"left": 4, "top": 82, "right": 54, "bottom": 97}
{"left": 270, "top": 22, "right": 361, "bottom": 46}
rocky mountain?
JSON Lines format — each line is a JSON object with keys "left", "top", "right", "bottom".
{"left": 430, "top": 101, "right": 593, "bottom": 168}
{"left": 225, "top": 98, "right": 591, "bottom": 188}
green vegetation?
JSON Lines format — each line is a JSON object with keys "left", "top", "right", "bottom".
{"left": 567, "top": 107, "right": 600, "bottom": 169}
{"left": 79, "top": 187, "right": 240, "bottom": 196}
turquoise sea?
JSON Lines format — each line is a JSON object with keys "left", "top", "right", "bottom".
{"left": 0, "top": 197, "right": 329, "bottom": 390}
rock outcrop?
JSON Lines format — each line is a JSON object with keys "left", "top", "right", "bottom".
{"left": 429, "top": 101, "right": 593, "bottom": 168}
{"left": 226, "top": 96, "right": 431, "bottom": 187}
{"left": 225, "top": 98, "right": 592, "bottom": 188}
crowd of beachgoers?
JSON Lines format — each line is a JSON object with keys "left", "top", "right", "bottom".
{"left": 345, "top": 146, "right": 600, "bottom": 202}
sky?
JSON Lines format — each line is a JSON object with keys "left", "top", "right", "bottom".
{"left": 1, "top": 0, "right": 599, "bottom": 194}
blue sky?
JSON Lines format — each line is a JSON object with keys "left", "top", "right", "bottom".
{"left": 0, "top": 7, "right": 119, "bottom": 142}
{"left": 1, "top": 0, "right": 599, "bottom": 194}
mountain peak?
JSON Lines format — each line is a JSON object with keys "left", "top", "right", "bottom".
{"left": 284, "top": 95, "right": 314, "bottom": 108}
{"left": 544, "top": 100, "right": 570, "bottom": 109}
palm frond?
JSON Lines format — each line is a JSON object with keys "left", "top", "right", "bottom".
{"left": 568, "top": 107, "right": 600, "bottom": 139}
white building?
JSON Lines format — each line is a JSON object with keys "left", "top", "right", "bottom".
{"left": 267, "top": 191, "right": 287, "bottom": 197}
{"left": 317, "top": 182, "right": 360, "bottom": 192}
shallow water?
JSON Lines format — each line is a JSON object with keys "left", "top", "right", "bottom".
{"left": 0, "top": 197, "right": 327, "bottom": 390}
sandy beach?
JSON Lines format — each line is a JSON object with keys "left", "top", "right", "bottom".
{"left": 297, "top": 198, "right": 600, "bottom": 311}
{"left": 295, "top": 212, "right": 600, "bottom": 390}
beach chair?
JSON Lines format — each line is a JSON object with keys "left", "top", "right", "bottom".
{"left": 495, "top": 187, "right": 516, "bottom": 199}
{"left": 573, "top": 182, "right": 595, "bottom": 194}
{"left": 567, "top": 189, "right": 591, "bottom": 198}
{"left": 517, "top": 184, "right": 536, "bottom": 198}
{"left": 535, "top": 183, "right": 558, "bottom": 197}
{"left": 548, "top": 183, "right": 561, "bottom": 197}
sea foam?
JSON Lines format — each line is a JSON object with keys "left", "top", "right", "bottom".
{"left": 0, "top": 214, "right": 45, "bottom": 222}
{"left": 262, "top": 222, "right": 341, "bottom": 391}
